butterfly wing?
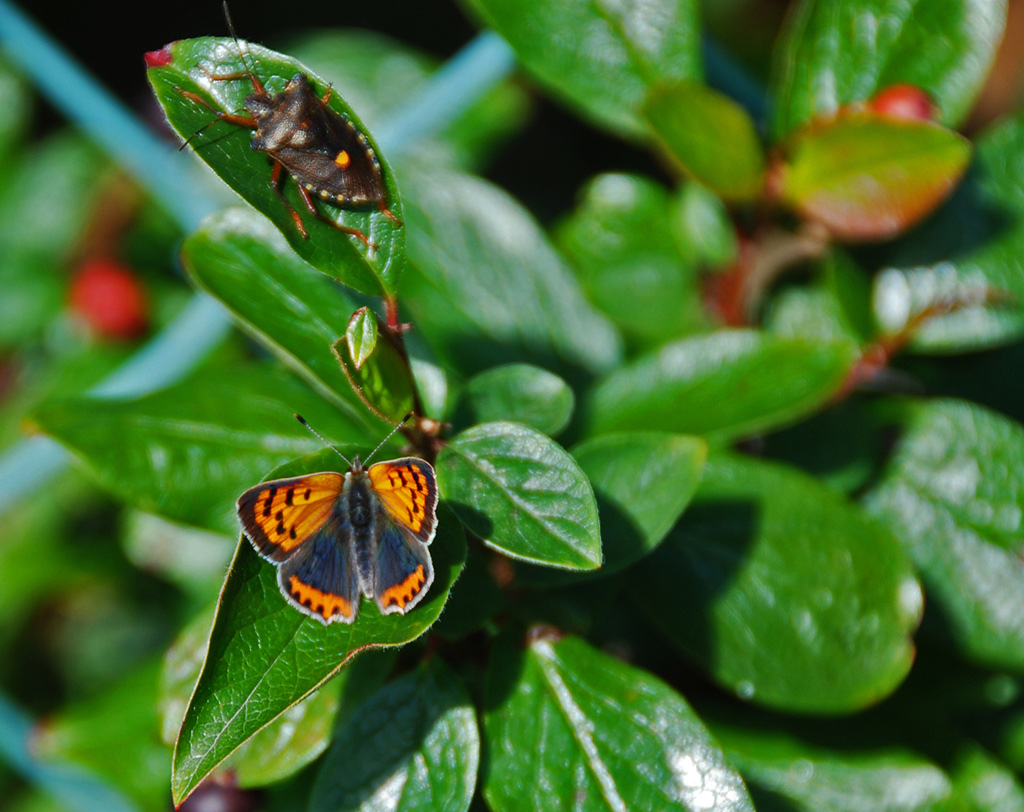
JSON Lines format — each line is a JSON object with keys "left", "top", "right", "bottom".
{"left": 371, "top": 516, "right": 434, "bottom": 616}
{"left": 367, "top": 458, "right": 438, "bottom": 616}
{"left": 367, "top": 458, "right": 438, "bottom": 545}
{"left": 236, "top": 473, "right": 343, "bottom": 562}
{"left": 278, "top": 523, "right": 362, "bottom": 624}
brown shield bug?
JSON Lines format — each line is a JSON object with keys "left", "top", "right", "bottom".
{"left": 175, "top": 7, "right": 401, "bottom": 249}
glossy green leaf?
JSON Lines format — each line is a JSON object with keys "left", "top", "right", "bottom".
{"left": 33, "top": 364, "right": 371, "bottom": 535}
{"left": 182, "top": 208, "right": 371, "bottom": 422}
{"left": 400, "top": 165, "right": 621, "bottom": 378}
{"left": 670, "top": 181, "right": 739, "bottom": 270}
{"left": 556, "top": 173, "right": 710, "bottom": 347}
{"left": 572, "top": 432, "right": 706, "bottom": 573}
{"left": 585, "top": 330, "right": 860, "bottom": 443}
{"left": 871, "top": 111, "right": 1024, "bottom": 352}
{"left": 171, "top": 450, "right": 466, "bottom": 805}
{"left": 771, "top": 0, "right": 1006, "bottom": 139}
{"left": 630, "top": 454, "right": 921, "bottom": 713}
{"left": 465, "top": 0, "right": 701, "bottom": 138}
{"left": 33, "top": 660, "right": 170, "bottom": 812}
{"left": 160, "top": 607, "right": 344, "bottom": 790}
{"left": 864, "top": 399, "right": 1024, "bottom": 670}
{"left": 948, "top": 746, "right": 1024, "bottom": 812}
{"left": 309, "top": 658, "right": 479, "bottom": 812}
{"left": 484, "top": 632, "right": 754, "bottom": 812}
{"left": 147, "top": 37, "right": 404, "bottom": 296}
{"left": 781, "top": 113, "right": 971, "bottom": 241}
{"left": 346, "top": 307, "right": 378, "bottom": 369}
{"left": 644, "top": 81, "right": 766, "bottom": 201}
{"left": 458, "top": 364, "right": 574, "bottom": 437}
{"left": 708, "top": 712, "right": 952, "bottom": 812}
{"left": 330, "top": 329, "right": 416, "bottom": 425}
{"left": 437, "top": 422, "right": 601, "bottom": 569}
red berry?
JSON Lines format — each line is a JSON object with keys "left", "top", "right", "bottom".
{"left": 69, "top": 259, "right": 149, "bottom": 340}
{"left": 869, "top": 85, "right": 937, "bottom": 122}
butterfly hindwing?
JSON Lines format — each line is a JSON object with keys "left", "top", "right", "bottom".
{"left": 372, "top": 514, "right": 434, "bottom": 616}
{"left": 367, "top": 458, "right": 438, "bottom": 545}
{"left": 278, "top": 523, "right": 362, "bottom": 624}
{"left": 236, "top": 473, "right": 343, "bottom": 562}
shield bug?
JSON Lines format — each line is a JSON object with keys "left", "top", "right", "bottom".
{"left": 175, "top": 9, "right": 400, "bottom": 249}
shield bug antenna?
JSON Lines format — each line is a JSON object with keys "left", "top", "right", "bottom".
{"left": 174, "top": 4, "right": 402, "bottom": 249}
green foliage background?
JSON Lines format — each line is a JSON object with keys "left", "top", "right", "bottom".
{"left": 3, "top": 1, "right": 1024, "bottom": 811}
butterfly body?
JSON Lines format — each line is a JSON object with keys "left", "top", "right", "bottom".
{"left": 237, "top": 456, "right": 437, "bottom": 624}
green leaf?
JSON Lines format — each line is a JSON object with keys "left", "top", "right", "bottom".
{"left": 147, "top": 37, "right": 404, "bottom": 297}
{"left": 947, "top": 746, "right": 1024, "bottom": 812}
{"left": 400, "top": 166, "right": 621, "bottom": 378}
{"left": 770, "top": 0, "right": 1006, "bottom": 139}
{"left": 464, "top": 0, "right": 701, "bottom": 138}
{"left": 33, "top": 660, "right": 170, "bottom": 812}
{"left": 644, "top": 81, "right": 766, "bottom": 201}
{"left": 708, "top": 711, "right": 952, "bottom": 812}
{"left": 458, "top": 363, "right": 574, "bottom": 437}
{"left": 171, "top": 450, "right": 466, "bottom": 806}
{"left": 670, "top": 180, "right": 739, "bottom": 270}
{"left": 585, "top": 330, "right": 860, "bottom": 443}
{"left": 33, "top": 364, "right": 372, "bottom": 535}
{"left": 573, "top": 432, "right": 706, "bottom": 573}
{"left": 781, "top": 113, "right": 971, "bottom": 241}
{"left": 309, "top": 658, "right": 479, "bottom": 812}
{"left": 556, "top": 173, "right": 710, "bottom": 347}
{"left": 864, "top": 399, "right": 1024, "bottom": 670}
{"left": 437, "top": 422, "right": 601, "bottom": 569}
{"left": 330, "top": 328, "right": 417, "bottom": 425}
{"left": 346, "top": 307, "right": 378, "bottom": 369}
{"left": 870, "top": 111, "right": 1024, "bottom": 352}
{"left": 484, "top": 632, "right": 754, "bottom": 812}
{"left": 181, "top": 208, "right": 371, "bottom": 422}
{"left": 630, "top": 453, "right": 921, "bottom": 713}
{"left": 159, "top": 607, "right": 355, "bottom": 791}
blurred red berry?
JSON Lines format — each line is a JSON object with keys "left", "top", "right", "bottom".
{"left": 869, "top": 85, "right": 938, "bottom": 122}
{"left": 69, "top": 258, "right": 149, "bottom": 340}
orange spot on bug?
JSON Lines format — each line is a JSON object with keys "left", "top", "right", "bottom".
{"left": 334, "top": 150, "right": 351, "bottom": 169}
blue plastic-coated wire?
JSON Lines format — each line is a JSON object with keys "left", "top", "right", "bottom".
{"left": 377, "top": 30, "right": 516, "bottom": 153}
{"left": 0, "top": 1, "right": 518, "bottom": 517}
{"left": 0, "top": 11, "right": 516, "bottom": 805}
{"left": 0, "top": 0, "right": 215, "bottom": 231}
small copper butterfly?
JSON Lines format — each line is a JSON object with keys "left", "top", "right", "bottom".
{"left": 236, "top": 416, "right": 437, "bottom": 624}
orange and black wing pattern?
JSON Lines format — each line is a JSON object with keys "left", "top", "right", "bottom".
{"left": 236, "top": 472, "right": 344, "bottom": 562}
{"left": 367, "top": 458, "right": 438, "bottom": 545}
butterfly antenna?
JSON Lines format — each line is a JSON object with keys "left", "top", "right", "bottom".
{"left": 294, "top": 414, "right": 353, "bottom": 467}
{"left": 363, "top": 412, "right": 414, "bottom": 466}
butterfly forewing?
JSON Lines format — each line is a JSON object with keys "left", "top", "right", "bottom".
{"left": 236, "top": 473, "right": 343, "bottom": 562}
{"left": 367, "top": 458, "right": 438, "bottom": 545}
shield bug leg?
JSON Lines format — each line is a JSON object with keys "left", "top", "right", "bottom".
{"left": 271, "top": 161, "right": 310, "bottom": 239}
{"left": 294, "top": 182, "right": 375, "bottom": 249}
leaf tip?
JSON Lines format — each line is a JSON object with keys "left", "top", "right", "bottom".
{"left": 144, "top": 44, "right": 174, "bottom": 69}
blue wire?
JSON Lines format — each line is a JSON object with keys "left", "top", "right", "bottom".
{"left": 0, "top": 4, "right": 517, "bottom": 808}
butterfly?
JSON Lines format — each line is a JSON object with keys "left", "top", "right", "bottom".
{"left": 236, "top": 418, "right": 437, "bottom": 624}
